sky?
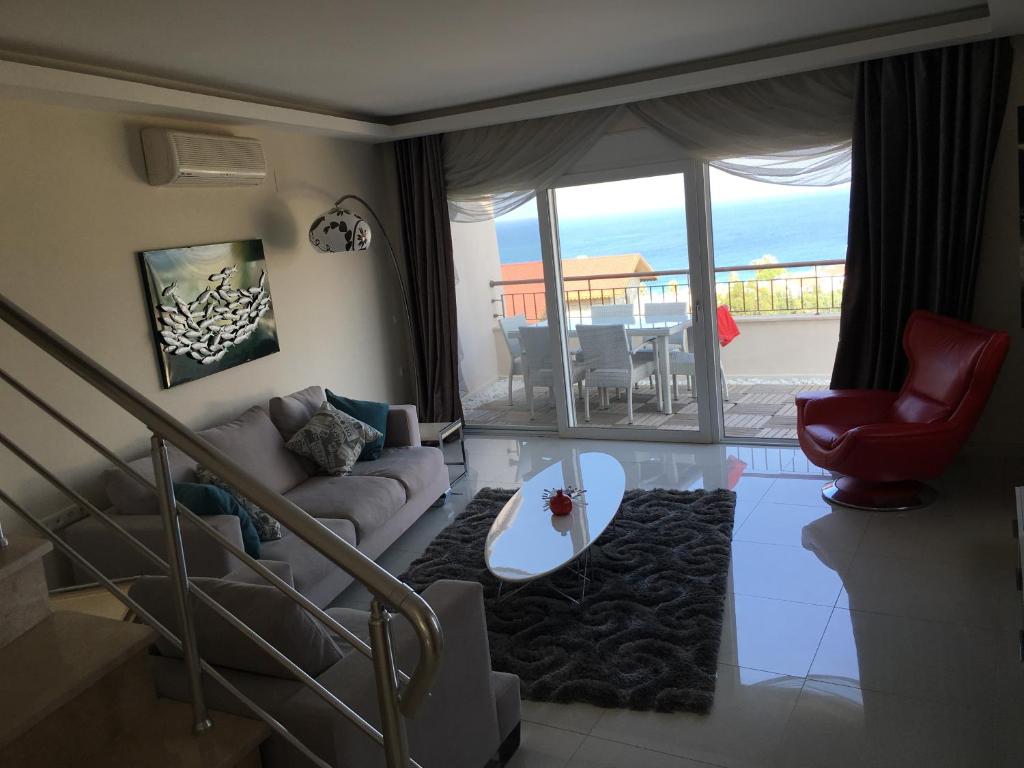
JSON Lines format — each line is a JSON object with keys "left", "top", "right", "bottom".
{"left": 498, "top": 169, "right": 851, "bottom": 222}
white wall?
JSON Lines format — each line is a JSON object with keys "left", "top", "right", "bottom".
{"left": 971, "top": 36, "right": 1024, "bottom": 451}
{"left": 724, "top": 315, "right": 839, "bottom": 377}
{"left": 0, "top": 96, "right": 410, "bottom": 535}
{"left": 451, "top": 219, "right": 503, "bottom": 394}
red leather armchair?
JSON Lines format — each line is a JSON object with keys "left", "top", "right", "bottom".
{"left": 797, "top": 311, "right": 1009, "bottom": 510}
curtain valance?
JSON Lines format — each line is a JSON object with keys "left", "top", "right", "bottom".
{"left": 630, "top": 66, "right": 855, "bottom": 186}
{"left": 445, "top": 66, "right": 856, "bottom": 222}
{"left": 444, "top": 106, "right": 622, "bottom": 222}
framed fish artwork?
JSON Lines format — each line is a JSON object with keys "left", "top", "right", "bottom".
{"left": 138, "top": 239, "right": 279, "bottom": 388}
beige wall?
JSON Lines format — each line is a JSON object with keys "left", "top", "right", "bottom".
{"left": 971, "top": 36, "right": 1024, "bottom": 451}
{"left": 451, "top": 220, "right": 503, "bottom": 394}
{"left": 0, "top": 97, "right": 410, "bottom": 535}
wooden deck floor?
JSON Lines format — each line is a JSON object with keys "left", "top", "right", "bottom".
{"left": 462, "top": 378, "right": 826, "bottom": 439}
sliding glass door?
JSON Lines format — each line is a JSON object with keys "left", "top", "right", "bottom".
{"left": 707, "top": 168, "right": 849, "bottom": 440}
{"left": 533, "top": 167, "right": 720, "bottom": 442}
{"left": 454, "top": 160, "right": 846, "bottom": 444}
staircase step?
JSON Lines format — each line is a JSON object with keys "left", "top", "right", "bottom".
{"left": 77, "top": 699, "right": 271, "bottom": 768}
{"left": 50, "top": 579, "right": 134, "bottom": 621}
{"left": 0, "top": 535, "right": 53, "bottom": 648}
{"left": 0, "top": 611, "right": 156, "bottom": 751}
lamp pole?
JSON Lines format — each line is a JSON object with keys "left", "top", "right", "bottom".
{"left": 330, "top": 194, "right": 420, "bottom": 408}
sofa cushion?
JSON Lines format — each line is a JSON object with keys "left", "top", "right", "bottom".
{"left": 198, "top": 405, "right": 308, "bottom": 494}
{"left": 129, "top": 575, "right": 342, "bottom": 680}
{"left": 173, "top": 482, "right": 261, "bottom": 559}
{"left": 285, "top": 402, "right": 382, "bottom": 476}
{"left": 223, "top": 559, "right": 295, "bottom": 588}
{"left": 349, "top": 446, "right": 446, "bottom": 500}
{"left": 284, "top": 475, "right": 406, "bottom": 541}
{"left": 268, "top": 385, "right": 326, "bottom": 441}
{"left": 260, "top": 518, "right": 357, "bottom": 601}
{"left": 326, "top": 390, "right": 389, "bottom": 461}
{"left": 195, "top": 465, "right": 282, "bottom": 542}
{"left": 324, "top": 606, "right": 372, "bottom": 656}
{"left": 103, "top": 445, "right": 196, "bottom": 515}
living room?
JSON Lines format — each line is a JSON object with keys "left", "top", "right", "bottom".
{"left": 1, "top": 2, "right": 1024, "bottom": 768}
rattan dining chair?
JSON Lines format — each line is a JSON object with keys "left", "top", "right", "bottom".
{"left": 576, "top": 323, "right": 657, "bottom": 424}
{"left": 590, "top": 303, "right": 637, "bottom": 325}
{"left": 643, "top": 301, "right": 689, "bottom": 349}
{"left": 519, "top": 326, "right": 587, "bottom": 420}
{"left": 498, "top": 315, "right": 529, "bottom": 406}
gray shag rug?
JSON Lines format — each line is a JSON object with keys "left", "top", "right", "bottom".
{"left": 399, "top": 487, "right": 736, "bottom": 713}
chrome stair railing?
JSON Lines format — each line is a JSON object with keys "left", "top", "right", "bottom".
{"left": 0, "top": 292, "right": 442, "bottom": 768}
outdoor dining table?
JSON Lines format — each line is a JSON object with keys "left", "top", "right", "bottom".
{"left": 510, "top": 316, "right": 692, "bottom": 415}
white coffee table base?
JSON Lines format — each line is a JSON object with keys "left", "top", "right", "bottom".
{"left": 495, "top": 547, "right": 593, "bottom": 606}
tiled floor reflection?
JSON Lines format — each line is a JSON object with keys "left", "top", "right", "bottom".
{"left": 336, "top": 436, "right": 1024, "bottom": 767}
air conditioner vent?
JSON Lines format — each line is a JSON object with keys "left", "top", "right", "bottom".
{"left": 141, "top": 129, "right": 266, "bottom": 187}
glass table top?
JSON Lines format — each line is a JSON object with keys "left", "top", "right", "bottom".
{"left": 484, "top": 452, "right": 626, "bottom": 583}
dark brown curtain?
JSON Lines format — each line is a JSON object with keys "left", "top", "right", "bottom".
{"left": 395, "top": 135, "right": 463, "bottom": 422}
{"left": 831, "top": 39, "right": 1013, "bottom": 390}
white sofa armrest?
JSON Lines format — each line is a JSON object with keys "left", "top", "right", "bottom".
{"left": 277, "top": 580, "right": 504, "bottom": 768}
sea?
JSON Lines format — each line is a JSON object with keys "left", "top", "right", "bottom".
{"left": 495, "top": 188, "right": 850, "bottom": 283}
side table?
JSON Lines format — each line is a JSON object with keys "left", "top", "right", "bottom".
{"left": 420, "top": 419, "right": 467, "bottom": 485}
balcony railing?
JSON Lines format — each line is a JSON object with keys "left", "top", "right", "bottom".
{"left": 490, "top": 259, "right": 845, "bottom": 323}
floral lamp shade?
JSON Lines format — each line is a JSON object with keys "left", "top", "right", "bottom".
{"left": 308, "top": 207, "right": 372, "bottom": 252}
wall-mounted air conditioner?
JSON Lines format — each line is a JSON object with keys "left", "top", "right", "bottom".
{"left": 140, "top": 128, "right": 266, "bottom": 187}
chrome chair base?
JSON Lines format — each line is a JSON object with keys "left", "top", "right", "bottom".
{"left": 822, "top": 476, "right": 937, "bottom": 512}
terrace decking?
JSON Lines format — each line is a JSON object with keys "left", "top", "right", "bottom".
{"left": 462, "top": 377, "right": 828, "bottom": 439}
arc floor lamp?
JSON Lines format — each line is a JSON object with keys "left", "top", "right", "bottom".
{"left": 308, "top": 195, "right": 419, "bottom": 399}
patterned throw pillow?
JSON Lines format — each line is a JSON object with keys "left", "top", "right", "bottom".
{"left": 285, "top": 401, "right": 382, "bottom": 476}
{"left": 194, "top": 465, "right": 282, "bottom": 542}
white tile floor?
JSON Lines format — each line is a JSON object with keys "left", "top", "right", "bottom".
{"left": 335, "top": 436, "right": 1024, "bottom": 768}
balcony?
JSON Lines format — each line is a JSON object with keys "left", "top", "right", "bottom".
{"left": 457, "top": 259, "right": 843, "bottom": 439}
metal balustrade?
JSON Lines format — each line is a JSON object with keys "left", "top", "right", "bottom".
{"left": 491, "top": 259, "right": 845, "bottom": 322}
{"left": 0, "top": 292, "right": 442, "bottom": 768}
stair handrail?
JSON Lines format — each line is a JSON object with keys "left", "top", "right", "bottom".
{"left": 0, "top": 291, "right": 442, "bottom": 766}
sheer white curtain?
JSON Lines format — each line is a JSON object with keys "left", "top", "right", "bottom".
{"left": 629, "top": 66, "right": 855, "bottom": 186}
{"left": 445, "top": 106, "right": 623, "bottom": 222}
{"left": 443, "top": 66, "right": 855, "bottom": 221}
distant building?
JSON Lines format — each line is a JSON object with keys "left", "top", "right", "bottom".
{"left": 498, "top": 253, "right": 657, "bottom": 321}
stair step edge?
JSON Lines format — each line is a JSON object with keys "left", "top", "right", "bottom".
{"left": 0, "top": 536, "right": 52, "bottom": 582}
{"left": 0, "top": 611, "right": 157, "bottom": 748}
{"left": 78, "top": 699, "right": 271, "bottom": 768}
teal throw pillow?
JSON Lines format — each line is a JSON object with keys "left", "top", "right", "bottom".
{"left": 173, "top": 482, "right": 261, "bottom": 559}
{"left": 325, "top": 390, "right": 388, "bottom": 461}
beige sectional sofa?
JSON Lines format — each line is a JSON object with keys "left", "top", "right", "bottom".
{"left": 63, "top": 385, "right": 451, "bottom": 606}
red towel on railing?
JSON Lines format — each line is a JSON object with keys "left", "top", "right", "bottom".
{"left": 717, "top": 305, "right": 740, "bottom": 347}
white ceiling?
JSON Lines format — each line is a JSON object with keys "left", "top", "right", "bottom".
{"left": 0, "top": 0, "right": 990, "bottom": 121}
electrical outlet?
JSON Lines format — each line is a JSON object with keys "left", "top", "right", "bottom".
{"left": 41, "top": 505, "right": 86, "bottom": 532}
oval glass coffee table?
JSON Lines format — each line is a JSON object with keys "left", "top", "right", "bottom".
{"left": 484, "top": 452, "right": 625, "bottom": 603}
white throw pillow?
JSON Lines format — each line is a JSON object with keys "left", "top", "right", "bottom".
{"left": 285, "top": 401, "right": 382, "bottom": 476}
